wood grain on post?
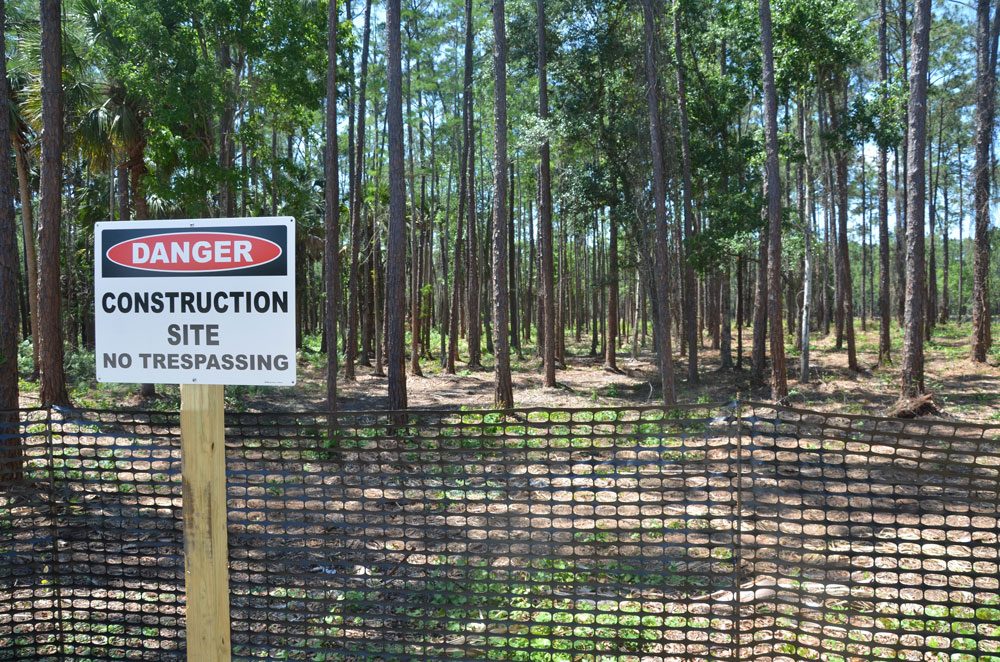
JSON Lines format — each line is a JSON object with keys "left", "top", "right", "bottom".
{"left": 180, "top": 383, "right": 231, "bottom": 661}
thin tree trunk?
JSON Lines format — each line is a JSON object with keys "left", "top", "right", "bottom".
{"left": 861, "top": 153, "right": 868, "bottom": 331}
{"left": 490, "top": 0, "right": 513, "bottom": 408}
{"left": 799, "top": 96, "right": 813, "bottom": 382}
{"left": 926, "top": 111, "right": 942, "bottom": 339}
{"left": 751, "top": 231, "right": 768, "bottom": 387}
{"left": 324, "top": 0, "right": 340, "bottom": 411}
{"left": 832, "top": 80, "right": 857, "bottom": 372}
{"left": 640, "top": 0, "right": 676, "bottom": 405}
{"left": 760, "top": 0, "right": 787, "bottom": 400}
{"left": 406, "top": 43, "right": 423, "bottom": 378}
{"left": 896, "top": 0, "right": 909, "bottom": 328}
{"left": 673, "top": 1, "right": 697, "bottom": 383}
{"left": 385, "top": 0, "right": 407, "bottom": 410}
{"left": 218, "top": 43, "right": 236, "bottom": 217}
{"left": 537, "top": 0, "right": 556, "bottom": 387}
{"left": 345, "top": 0, "right": 372, "bottom": 381}
{"left": 508, "top": 161, "right": 520, "bottom": 356}
{"left": 464, "top": 0, "right": 481, "bottom": 370}
{"left": 13, "top": 140, "right": 39, "bottom": 379}
{"left": 38, "top": 0, "right": 68, "bottom": 406}
{"left": 878, "top": 0, "right": 892, "bottom": 364}
{"left": 605, "top": 213, "right": 619, "bottom": 371}
{"left": 116, "top": 164, "right": 128, "bottom": 222}
{"left": 971, "top": 0, "right": 999, "bottom": 362}
{"left": 0, "top": 0, "right": 22, "bottom": 482}
{"left": 447, "top": 148, "right": 466, "bottom": 373}
{"left": 736, "top": 253, "right": 744, "bottom": 368}
{"left": 717, "top": 41, "right": 733, "bottom": 372}
{"left": 940, "top": 181, "right": 949, "bottom": 323}
{"left": 900, "top": 0, "right": 931, "bottom": 397}
{"left": 958, "top": 145, "right": 966, "bottom": 320}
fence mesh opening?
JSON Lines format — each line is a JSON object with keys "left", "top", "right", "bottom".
{"left": 1, "top": 403, "right": 998, "bottom": 661}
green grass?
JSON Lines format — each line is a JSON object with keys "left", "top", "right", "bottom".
{"left": 311, "top": 555, "right": 724, "bottom": 661}
{"left": 766, "top": 599, "right": 1000, "bottom": 661}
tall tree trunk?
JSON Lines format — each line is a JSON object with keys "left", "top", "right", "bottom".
{"left": 219, "top": 44, "right": 236, "bottom": 217}
{"left": 821, "top": 156, "right": 831, "bottom": 335}
{"left": 831, "top": 80, "right": 858, "bottom": 371}
{"left": 799, "top": 95, "right": 814, "bottom": 382}
{"left": 971, "top": 0, "right": 999, "bottom": 362}
{"left": 720, "top": 263, "right": 733, "bottom": 369}
{"left": 751, "top": 231, "right": 768, "bottom": 386}
{"left": 878, "top": 0, "right": 892, "bottom": 364}
{"left": 895, "top": 0, "right": 909, "bottom": 328}
{"left": 464, "top": 0, "right": 481, "bottom": 370}
{"left": 537, "top": 0, "right": 556, "bottom": 387}
{"left": 345, "top": 0, "right": 372, "bottom": 381}
{"left": 926, "top": 112, "right": 941, "bottom": 340}
{"left": 439, "top": 139, "right": 454, "bottom": 367}
{"left": 524, "top": 167, "right": 534, "bottom": 347}
{"left": 447, "top": 149, "right": 466, "bottom": 372}
{"left": 13, "top": 139, "right": 39, "bottom": 379}
{"left": 736, "top": 253, "right": 744, "bottom": 368}
{"left": 38, "top": 0, "right": 68, "bottom": 406}
{"left": 940, "top": 181, "right": 949, "bottom": 323}
{"left": 386, "top": 0, "right": 407, "bottom": 410}
{"left": 760, "top": 0, "right": 787, "bottom": 400}
{"left": 490, "top": 0, "right": 513, "bottom": 408}
{"left": 0, "top": 0, "right": 22, "bottom": 482}
{"left": 589, "top": 221, "right": 598, "bottom": 357}
{"left": 673, "top": 0, "right": 697, "bottom": 383}
{"left": 958, "top": 146, "right": 966, "bottom": 320}
{"left": 900, "top": 0, "right": 931, "bottom": 397}
{"left": 324, "top": 0, "right": 340, "bottom": 411}
{"left": 605, "top": 213, "right": 619, "bottom": 371}
{"left": 718, "top": 45, "right": 733, "bottom": 371}
{"left": 508, "top": 161, "right": 520, "bottom": 356}
{"left": 406, "top": 42, "right": 423, "bottom": 378}
{"left": 640, "top": 0, "right": 676, "bottom": 405}
{"left": 860, "top": 153, "right": 868, "bottom": 332}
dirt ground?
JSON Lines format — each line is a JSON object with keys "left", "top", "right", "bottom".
{"left": 250, "top": 321, "right": 1000, "bottom": 422}
{"left": 18, "top": 321, "right": 1000, "bottom": 421}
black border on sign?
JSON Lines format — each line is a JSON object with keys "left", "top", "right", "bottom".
{"left": 100, "top": 224, "right": 288, "bottom": 278}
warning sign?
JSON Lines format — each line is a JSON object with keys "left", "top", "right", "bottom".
{"left": 94, "top": 217, "right": 296, "bottom": 386}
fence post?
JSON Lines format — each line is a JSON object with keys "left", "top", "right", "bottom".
{"left": 180, "top": 384, "right": 231, "bottom": 661}
{"left": 734, "top": 397, "right": 743, "bottom": 662}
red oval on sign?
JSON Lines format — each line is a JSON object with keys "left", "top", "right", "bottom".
{"left": 106, "top": 232, "right": 282, "bottom": 273}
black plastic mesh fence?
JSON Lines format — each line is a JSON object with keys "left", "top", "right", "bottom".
{"left": 1, "top": 402, "right": 998, "bottom": 661}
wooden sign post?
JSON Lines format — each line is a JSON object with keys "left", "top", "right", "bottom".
{"left": 180, "top": 384, "right": 231, "bottom": 661}
{"left": 94, "top": 217, "right": 296, "bottom": 661}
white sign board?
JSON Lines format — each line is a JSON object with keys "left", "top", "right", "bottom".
{"left": 94, "top": 217, "right": 296, "bottom": 386}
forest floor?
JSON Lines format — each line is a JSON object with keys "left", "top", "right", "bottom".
{"left": 21, "top": 319, "right": 1000, "bottom": 422}
{"left": 313, "top": 319, "right": 1000, "bottom": 421}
